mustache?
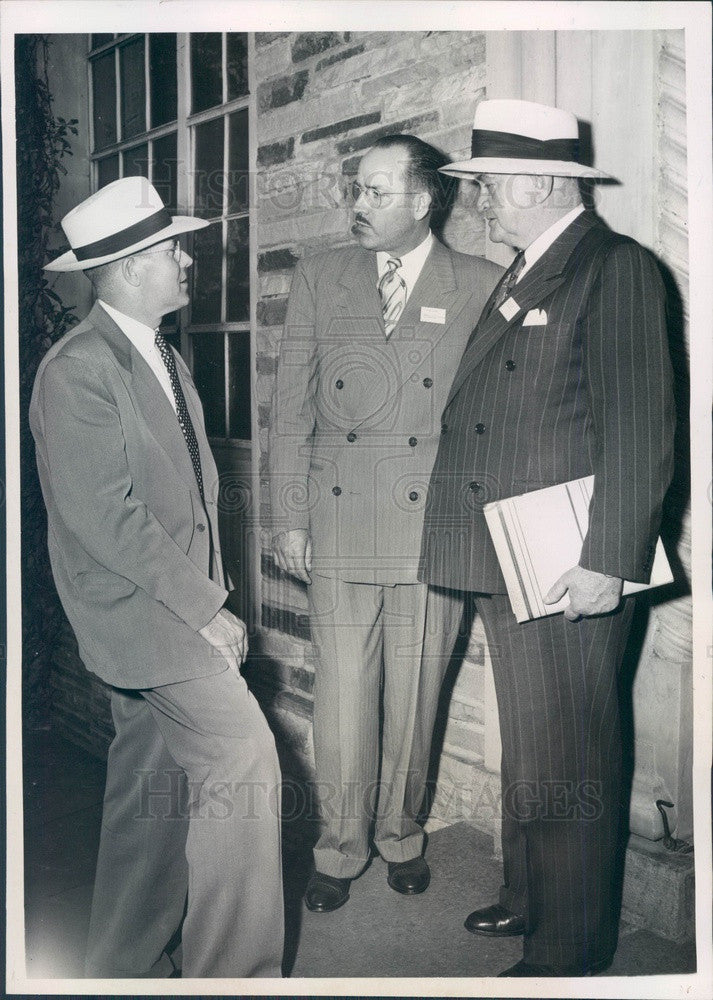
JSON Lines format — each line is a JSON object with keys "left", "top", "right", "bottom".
{"left": 352, "top": 213, "right": 371, "bottom": 227}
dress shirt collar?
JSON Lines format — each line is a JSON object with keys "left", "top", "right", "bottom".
{"left": 519, "top": 204, "right": 585, "bottom": 280}
{"left": 377, "top": 230, "right": 434, "bottom": 290}
{"left": 98, "top": 299, "right": 157, "bottom": 347}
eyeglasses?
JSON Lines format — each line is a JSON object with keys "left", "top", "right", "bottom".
{"left": 350, "top": 180, "right": 417, "bottom": 210}
{"left": 136, "top": 240, "right": 181, "bottom": 262}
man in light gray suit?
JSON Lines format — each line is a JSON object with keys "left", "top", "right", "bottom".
{"left": 269, "top": 135, "right": 502, "bottom": 912}
{"left": 30, "top": 177, "right": 283, "bottom": 978}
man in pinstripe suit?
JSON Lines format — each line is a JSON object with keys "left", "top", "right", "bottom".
{"left": 420, "top": 100, "right": 675, "bottom": 977}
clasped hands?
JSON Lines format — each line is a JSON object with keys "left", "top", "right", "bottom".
{"left": 544, "top": 565, "right": 623, "bottom": 621}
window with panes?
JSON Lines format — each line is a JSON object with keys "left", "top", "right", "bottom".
{"left": 89, "top": 32, "right": 251, "bottom": 441}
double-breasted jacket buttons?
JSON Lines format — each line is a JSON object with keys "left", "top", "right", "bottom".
{"left": 468, "top": 482, "right": 481, "bottom": 493}
{"left": 196, "top": 523, "right": 206, "bottom": 532}
{"left": 408, "top": 491, "right": 419, "bottom": 502}
{"left": 346, "top": 432, "right": 357, "bottom": 442}
{"left": 422, "top": 377, "right": 433, "bottom": 388}
{"left": 505, "top": 360, "right": 516, "bottom": 371}
{"left": 408, "top": 436, "right": 418, "bottom": 447}
{"left": 336, "top": 379, "right": 344, "bottom": 389}
{"left": 332, "top": 486, "right": 342, "bottom": 496}
{"left": 441, "top": 422, "right": 448, "bottom": 434}
{"left": 475, "top": 423, "right": 486, "bottom": 434}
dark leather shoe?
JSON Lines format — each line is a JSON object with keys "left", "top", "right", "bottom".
{"left": 464, "top": 902, "right": 525, "bottom": 937}
{"left": 498, "top": 956, "right": 612, "bottom": 977}
{"left": 304, "top": 871, "right": 350, "bottom": 912}
{"left": 387, "top": 856, "right": 430, "bottom": 895}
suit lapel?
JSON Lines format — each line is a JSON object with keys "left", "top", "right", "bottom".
{"left": 92, "top": 304, "right": 202, "bottom": 494}
{"left": 335, "top": 246, "right": 384, "bottom": 331}
{"left": 445, "top": 211, "right": 601, "bottom": 407}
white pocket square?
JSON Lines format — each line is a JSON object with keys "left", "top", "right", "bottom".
{"left": 523, "top": 308, "right": 548, "bottom": 326}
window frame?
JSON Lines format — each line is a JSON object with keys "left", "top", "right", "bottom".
{"left": 86, "top": 31, "right": 256, "bottom": 448}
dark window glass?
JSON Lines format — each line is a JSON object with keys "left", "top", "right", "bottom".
{"left": 152, "top": 132, "right": 178, "bottom": 214}
{"left": 92, "top": 52, "right": 117, "bottom": 150}
{"left": 228, "top": 109, "right": 249, "bottom": 214}
{"left": 92, "top": 34, "right": 114, "bottom": 50}
{"left": 122, "top": 142, "right": 148, "bottom": 179}
{"left": 227, "top": 33, "right": 248, "bottom": 99}
{"left": 226, "top": 217, "right": 250, "bottom": 322}
{"left": 194, "top": 117, "right": 225, "bottom": 218}
{"left": 192, "top": 335, "right": 226, "bottom": 437}
{"left": 228, "top": 332, "right": 251, "bottom": 439}
{"left": 160, "top": 328, "right": 181, "bottom": 350}
{"left": 120, "top": 37, "right": 146, "bottom": 139}
{"left": 97, "top": 154, "right": 120, "bottom": 187}
{"left": 191, "top": 223, "right": 223, "bottom": 324}
{"left": 191, "top": 33, "right": 222, "bottom": 114}
{"left": 149, "top": 34, "right": 177, "bottom": 127}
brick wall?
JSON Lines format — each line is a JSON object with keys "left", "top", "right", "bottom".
{"left": 252, "top": 30, "right": 495, "bottom": 835}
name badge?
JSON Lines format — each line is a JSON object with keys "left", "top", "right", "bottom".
{"left": 498, "top": 297, "right": 520, "bottom": 321}
{"left": 420, "top": 306, "right": 446, "bottom": 324}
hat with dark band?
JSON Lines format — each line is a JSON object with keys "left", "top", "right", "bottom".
{"left": 440, "top": 99, "right": 612, "bottom": 180}
{"left": 45, "top": 176, "right": 210, "bottom": 272}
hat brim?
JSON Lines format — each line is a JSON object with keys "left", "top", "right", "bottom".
{"left": 440, "top": 157, "right": 612, "bottom": 180}
{"left": 44, "top": 215, "right": 211, "bottom": 272}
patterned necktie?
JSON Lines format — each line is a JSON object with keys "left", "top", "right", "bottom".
{"left": 378, "top": 257, "right": 407, "bottom": 337}
{"left": 154, "top": 331, "right": 204, "bottom": 501}
{"left": 487, "top": 250, "right": 526, "bottom": 317}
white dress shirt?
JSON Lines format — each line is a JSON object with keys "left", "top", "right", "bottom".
{"left": 99, "top": 300, "right": 177, "bottom": 412}
{"left": 517, "top": 204, "right": 585, "bottom": 282}
{"left": 376, "top": 230, "right": 434, "bottom": 305}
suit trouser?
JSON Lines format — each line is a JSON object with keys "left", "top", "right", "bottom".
{"left": 84, "top": 665, "right": 284, "bottom": 979}
{"left": 308, "top": 575, "right": 464, "bottom": 879}
{"left": 475, "top": 593, "right": 634, "bottom": 971}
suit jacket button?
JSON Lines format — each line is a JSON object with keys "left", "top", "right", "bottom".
{"left": 441, "top": 422, "right": 448, "bottom": 434}
{"left": 347, "top": 432, "right": 357, "bottom": 442}
{"left": 475, "top": 422, "right": 486, "bottom": 434}
{"left": 336, "top": 379, "right": 344, "bottom": 389}
{"left": 408, "top": 436, "right": 418, "bottom": 447}
{"left": 468, "top": 482, "right": 481, "bottom": 493}
{"left": 408, "top": 491, "right": 419, "bottom": 502}
{"left": 423, "top": 377, "right": 433, "bottom": 388}
{"left": 332, "top": 486, "right": 342, "bottom": 496}
{"left": 505, "top": 360, "right": 516, "bottom": 371}
{"left": 196, "top": 523, "right": 206, "bottom": 532}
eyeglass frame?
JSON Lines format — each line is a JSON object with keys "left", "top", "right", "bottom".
{"left": 134, "top": 239, "right": 182, "bottom": 262}
{"left": 350, "top": 180, "right": 420, "bottom": 210}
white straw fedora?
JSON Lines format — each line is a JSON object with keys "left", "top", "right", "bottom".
{"left": 440, "top": 99, "right": 612, "bottom": 180}
{"left": 45, "top": 176, "right": 210, "bottom": 272}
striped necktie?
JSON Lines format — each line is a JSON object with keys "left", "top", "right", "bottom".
{"left": 486, "top": 250, "right": 526, "bottom": 317}
{"left": 154, "top": 331, "right": 204, "bottom": 501}
{"left": 378, "top": 257, "right": 407, "bottom": 337}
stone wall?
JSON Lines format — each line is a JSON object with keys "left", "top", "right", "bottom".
{"left": 251, "top": 30, "right": 493, "bottom": 830}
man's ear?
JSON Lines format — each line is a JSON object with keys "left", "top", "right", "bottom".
{"left": 530, "top": 174, "right": 555, "bottom": 204}
{"left": 413, "top": 189, "right": 432, "bottom": 222}
{"left": 121, "top": 255, "right": 142, "bottom": 288}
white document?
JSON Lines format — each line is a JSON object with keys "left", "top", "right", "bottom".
{"left": 483, "top": 476, "right": 674, "bottom": 622}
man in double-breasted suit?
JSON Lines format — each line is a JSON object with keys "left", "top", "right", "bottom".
{"left": 269, "top": 135, "right": 502, "bottom": 911}
{"left": 420, "top": 100, "right": 675, "bottom": 976}
{"left": 30, "top": 177, "right": 283, "bottom": 978}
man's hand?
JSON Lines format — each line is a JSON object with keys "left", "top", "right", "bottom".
{"left": 272, "top": 528, "right": 312, "bottom": 584}
{"left": 199, "top": 607, "right": 248, "bottom": 669}
{"left": 544, "top": 565, "right": 624, "bottom": 621}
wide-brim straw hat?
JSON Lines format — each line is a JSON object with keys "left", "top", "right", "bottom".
{"left": 440, "top": 99, "right": 612, "bottom": 180}
{"left": 45, "top": 175, "right": 209, "bottom": 272}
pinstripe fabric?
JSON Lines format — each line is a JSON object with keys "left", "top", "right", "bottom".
{"left": 421, "top": 212, "right": 675, "bottom": 593}
{"left": 419, "top": 211, "right": 675, "bottom": 970}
